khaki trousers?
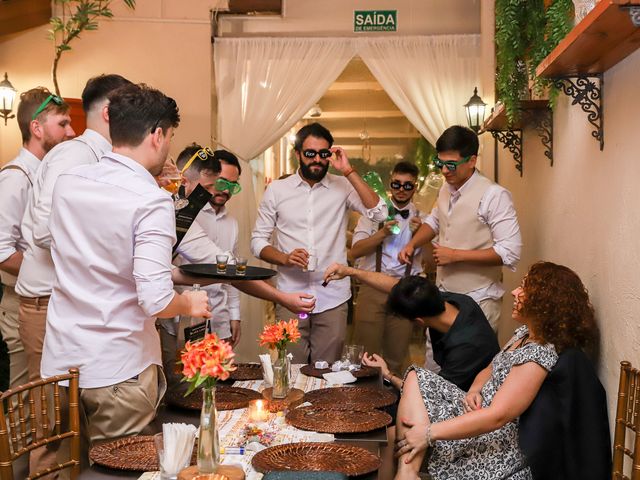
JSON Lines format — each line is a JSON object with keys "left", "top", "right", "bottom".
{"left": 275, "top": 302, "right": 348, "bottom": 364}
{"left": 0, "top": 286, "right": 29, "bottom": 393}
{"left": 352, "top": 284, "right": 414, "bottom": 375}
{"left": 478, "top": 297, "right": 502, "bottom": 332}
{"left": 18, "top": 295, "right": 57, "bottom": 477}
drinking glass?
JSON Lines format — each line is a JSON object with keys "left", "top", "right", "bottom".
{"left": 303, "top": 248, "right": 318, "bottom": 272}
{"left": 343, "top": 344, "right": 365, "bottom": 370}
{"left": 160, "top": 157, "right": 189, "bottom": 210}
{"left": 216, "top": 255, "right": 229, "bottom": 274}
{"left": 235, "top": 257, "right": 248, "bottom": 276}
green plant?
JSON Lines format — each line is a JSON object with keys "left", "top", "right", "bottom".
{"left": 49, "top": 0, "right": 136, "bottom": 96}
{"left": 495, "top": 0, "right": 573, "bottom": 124}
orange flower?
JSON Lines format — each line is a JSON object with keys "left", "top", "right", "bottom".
{"left": 258, "top": 318, "right": 300, "bottom": 351}
{"left": 180, "top": 333, "right": 236, "bottom": 394}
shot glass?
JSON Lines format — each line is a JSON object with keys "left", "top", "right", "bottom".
{"left": 345, "top": 344, "right": 365, "bottom": 370}
{"left": 154, "top": 432, "right": 195, "bottom": 480}
{"left": 216, "top": 254, "right": 229, "bottom": 274}
{"left": 304, "top": 248, "right": 318, "bottom": 272}
{"left": 235, "top": 257, "right": 248, "bottom": 276}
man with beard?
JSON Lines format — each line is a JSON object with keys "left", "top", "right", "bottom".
{"left": 0, "top": 87, "right": 74, "bottom": 414}
{"left": 349, "top": 161, "right": 423, "bottom": 375}
{"left": 251, "top": 122, "right": 388, "bottom": 364}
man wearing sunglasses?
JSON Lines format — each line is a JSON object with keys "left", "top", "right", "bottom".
{"left": 251, "top": 122, "right": 387, "bottom": 364}
{"left": 0, "top": 87, "right": 74, "bottom": 430}
{"left": 349, "top": 161, "right": 423, "bottom": 374}
{"left": 398, "top": 126, "right": 521, "bottom": 331}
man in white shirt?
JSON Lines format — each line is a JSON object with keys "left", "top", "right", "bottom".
{"left": 251, "top": 122, "right": 388, "bottom": 363}
{"left": 15, "top": 74, "right": 133, "bottom": 389}
{"left": 42, "top": 83, "right": 210, "bottom": 446}
{"left": 350, "top": 161, "right": 423, "bottom": 374}
{"left": 0, "top": 88, "right": 74, "bottom": 393}
{"left": 399, "top": 126, "right": 522, "bottom": 330}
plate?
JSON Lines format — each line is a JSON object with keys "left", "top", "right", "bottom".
{"left": 229, "top": 363, "right": 263, "bottom": 381}
{"left": 303, "top": 386, "right": 397, "bottom": 409}
{"left": 179, "top": 264, "right": 277, "bottom": 281}
{"left": 166, "top": 385, "right": 262, "bottom": 411}
{"left": 286, "top": 405, "right": 391, "bottom": 433}
{"left": 300, "top": 364, "right": 379, "bottom": 379}
{"left": 251, "top": 442, "right": 380, "bottom": 477}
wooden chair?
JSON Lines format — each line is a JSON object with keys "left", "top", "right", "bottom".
{"left": 612, "top": 361, "right": 640, "bottom": 480}
{"left": 0, "top": 368, "right": 80, "bottom": 480}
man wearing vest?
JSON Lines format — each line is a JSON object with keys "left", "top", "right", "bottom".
{"left": 0, "top": 87, "right": 74, "bottom": 394}
{"left": 350, "top": 161, "right": 423, "bottom": 374}
{"left": 399, "top": 126, "right": 521, "bottom": 330}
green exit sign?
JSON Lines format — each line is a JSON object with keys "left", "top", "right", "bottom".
{"left": 354, "top": 10, "right": 397, "bottom": 32}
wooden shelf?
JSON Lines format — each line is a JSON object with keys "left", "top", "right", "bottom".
{"left": 480, "top": 100, "right": 550, "bottom": 132}
{"left": 536, "top": 0, "right": 640, "bottom": 78}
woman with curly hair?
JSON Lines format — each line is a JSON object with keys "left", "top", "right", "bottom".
{"left": 393, "top": 261, "right": 599, "bottom": 480}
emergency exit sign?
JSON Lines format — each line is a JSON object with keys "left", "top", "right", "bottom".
{"left": 354, "top": 10, "right": 397, "bottom": 32}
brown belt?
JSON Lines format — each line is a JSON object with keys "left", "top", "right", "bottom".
{"left": 18, "top": 295, "right": 50, "bottom": 309}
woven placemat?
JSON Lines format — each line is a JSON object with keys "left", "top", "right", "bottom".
{"left": 89, "top": 435, "right": 195, "bottom": 471}
{"left": 304, "top": 386, "right": 397, "bottom": 409}
{"left": 300, "top": 364, "right": 379, "bottom": 379}
{"left": 251, "top": 442, "right": 380, "bottom": 476}
{"left": 166, "top": 386, "right": 262, "bottom": 411}
{"left": 229, "top": 363, "right": 263, "bottom": 381}
{"left": 286, "top": 406, "right": 391, "bottom": 433}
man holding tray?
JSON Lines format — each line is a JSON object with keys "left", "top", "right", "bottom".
{"left": 251, "top": 122, "right": 388, "bottom": 364}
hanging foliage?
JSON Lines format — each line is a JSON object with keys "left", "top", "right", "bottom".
{"left": 495, "top": 0, "right": 573, "bottom": 124}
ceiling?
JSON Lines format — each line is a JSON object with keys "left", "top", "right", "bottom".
{"left": 299, "top": 57, "right": 422, "bottom": 162}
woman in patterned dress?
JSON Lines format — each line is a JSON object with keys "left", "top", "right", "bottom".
{"left": 393, "top": 262, "right": 599, "bottom": 480}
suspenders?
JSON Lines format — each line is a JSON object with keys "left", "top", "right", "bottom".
{"left": 0, "top": 164, "right": 33, "bottom": 185}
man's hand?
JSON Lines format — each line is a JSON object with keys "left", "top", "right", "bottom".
{"left": 463, "top": 391, "right": 483, "bottom": 413}
{"left": 329, "top": 146, "right": 351, "bottom": 174}
{"left": 409, "top": 216, "right": 422, "bottom": 234}
{"left": 184, "top": 290, "right": 211, "bottom": 318}
{"left": 398, "top": 244, "right": 415, "bottom": 265}
{"left": 395, "top": 418, "right": 429, "bottom": 462}
{"left": 433, "top": 243, "right": 458, "bottom": 266}
{"left": 285, "top": 248, "right": 309, "bottom": 269}
{"left": 230, "top": 320, "right": 241, "bottom": 348}
{"left": 279, "top": 292, "right": 315, "bottom": 313}
{"left": 323, "top": 263, "right": 353, "bottom": 285}
{"left": 382, "top": 220, "right": 399, "bottom": 236}
{"left": 362, "top": 353, "right": 390, "bottom": 379}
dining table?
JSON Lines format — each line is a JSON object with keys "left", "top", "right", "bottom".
{"left": 78, "top": 364, "right": 393, "bottom": 480}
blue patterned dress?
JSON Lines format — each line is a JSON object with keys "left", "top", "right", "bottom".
{"left": 408, "top": 325, "right": 558, "bottom": 480}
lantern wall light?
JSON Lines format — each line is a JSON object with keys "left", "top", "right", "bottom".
{"left": 464, "top": 86, "right": 487, "bottom": 133}
{"left": 0, "top": 73, "right": 17, "bottom": 126}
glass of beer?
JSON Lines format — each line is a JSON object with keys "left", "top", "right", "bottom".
{"left": 235, "top": 257, "right": 248, "bottom": 276}
{"left": 216, "top": 255, "right": 229, "bottom": 274}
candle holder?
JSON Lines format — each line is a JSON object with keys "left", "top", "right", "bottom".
{"left": 247, "top": 399, "right": 270, "bottom": 423}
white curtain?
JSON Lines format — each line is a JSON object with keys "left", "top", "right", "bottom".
{"left": 358, "top": 35, "right": 480, "bottom": 146}
{"left": 215, "top": 37, "right": 357, "bottom": 160}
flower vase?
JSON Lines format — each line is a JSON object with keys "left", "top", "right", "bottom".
{"left": 272, "top": 348, "right": 290, "bottom": 399}
{"left": 197, "top": 386, "right": 219, "bottom": 474}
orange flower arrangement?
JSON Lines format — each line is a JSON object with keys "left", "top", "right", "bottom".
{"left": 181, "top": 333, "right": 236, "bottom": 395}
{"left": 258, "top": 318, "right": 301, "bottom": 352}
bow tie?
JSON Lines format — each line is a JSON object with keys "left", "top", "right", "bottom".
{"left": 395, "top": 209, "right": 410, "bottom": 219}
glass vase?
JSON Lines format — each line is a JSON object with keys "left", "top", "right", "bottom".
{"left": 272, "top": 348, "right": 290, "bottom": 399}
{"left": 197, "top": 386, "right": 219, "bottom": 474}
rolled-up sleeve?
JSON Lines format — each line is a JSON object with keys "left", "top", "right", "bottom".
{"left": 480, "top": 187, "right": 522, "bottom": 271}
{"left": 0, "top": 170, "right": 29, "bottom": 263}
{"left": 423, "top": 205, "right": 440, "bottom": 235}
{"left": 176, "top": 222, "right": 229, "bottom": 263}
{"left": 250, "top": 185, "right": 277, "bottom": 259}
{"left": 346, "top": 187, "right": 388, "bottom": 223}
{"left": 133, "top": 197, "right": 177, "bottom": 316}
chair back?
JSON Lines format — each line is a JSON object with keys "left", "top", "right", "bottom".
{"left": 0, "top": 368, "right": 80, "bottom": 480}
{"left": 612, "top": 361, "right": 640, "bottom": 480}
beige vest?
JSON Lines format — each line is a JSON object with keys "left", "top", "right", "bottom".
{"left": 436, "top": 172, "right": 502, "bottom": 293}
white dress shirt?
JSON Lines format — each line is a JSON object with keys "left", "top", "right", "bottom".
{"left": 15, "top": 129, "right": 110, "bottom": 298}
{"left": 41, "top": 152, "right": 176, "bottom": 388}
{"left": 353, "top": 201, "right": 423, "bottom": 277}
{"left": 174, "top": 203, "right": 240, "bottom": 339}
{"left": 0, "top": 148, "right": 40, "bottom": 286}
{"left": 251, "top": 171, "right": 387, "bottom": 313}
{"left": 423, "top": 170, "right": 522, "bottom": 302}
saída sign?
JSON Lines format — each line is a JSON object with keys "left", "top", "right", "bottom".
{"left": 354, "top": 10, "right": 397, "bottom": 32}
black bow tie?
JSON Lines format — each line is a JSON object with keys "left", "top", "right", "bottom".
{"left": 396, "top": 209, "right": 410, "bottom": 219}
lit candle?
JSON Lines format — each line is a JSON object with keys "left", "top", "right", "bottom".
{"left": 248, "top": 399, "right": 269, "bottom": 423}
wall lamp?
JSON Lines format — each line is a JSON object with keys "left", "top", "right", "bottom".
{"left": 464, "top": 86, "right": 487, "bottom": 133}
{"left": 0, "top": 73, "right": 17, "bottom": 126}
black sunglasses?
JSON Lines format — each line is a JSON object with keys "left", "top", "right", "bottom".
{"left": 390, "top": 180, "right": 416, "bottom": 191}
{"left": 302, "top": 149, "right": 332, "bottom": 159}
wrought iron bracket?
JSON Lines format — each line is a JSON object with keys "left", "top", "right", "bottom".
{"left": 553, "top": 74, "right": 603, "bottom": 150}
{"left": 522, "top": 107, "right": 554, "bottom": 166}
{"left": 490, "top": 129, "right": 523, "bottom": 176}
{"left": 621, "top": 6, "right": 640, "bottom": 27}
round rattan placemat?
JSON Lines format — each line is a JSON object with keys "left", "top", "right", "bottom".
{"left": 286, "top": 405, "right": 391, "bottom": 433}
{"left": 299, "top": 364, "right": 379, "bottom": 379}
{"left": 166, "top": 386, "right": 262, "bottom": 411}
{"left": 303, "top": 386, "right": 397, "bottom": 409}
{"left": 89, "top": 435, "right": 166, "bottom": 471}
{"left": 251, "top": 442, "right": 380, "bottom": 477}
{"left": 229, "top": 363, "right": 263, "bottom": 381}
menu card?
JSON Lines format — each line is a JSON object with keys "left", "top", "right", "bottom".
{"left": 173, "top": 183, "right": 212, "bottom": 253}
